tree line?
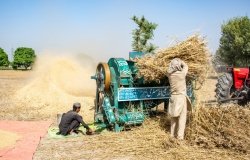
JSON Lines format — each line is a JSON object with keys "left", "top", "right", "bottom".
{"left": 0, "top": 47, "right": 36, "bottom": 70}
{"left": 215, "top": 16, "right": 250, "bottom": 66}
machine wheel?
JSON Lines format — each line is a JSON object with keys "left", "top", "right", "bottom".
{"left": 96, "top": 63, "right": 111, "bottom": 90}
{"left": 94, "top": 63, "right": 111, "bottom": 122}
{"left": 215, "top": 73, "right": 233, "bottom": 101}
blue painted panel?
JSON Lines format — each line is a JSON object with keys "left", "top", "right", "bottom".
{"left": 118, "top": 87, "right": 170, "bottom": 101}
{"left": 129, "top": 51, "right": 144, "bottom": 59}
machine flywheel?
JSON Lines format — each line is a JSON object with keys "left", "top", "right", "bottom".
{"left": 96, "top": 63, "right": 111, "bottom": 90}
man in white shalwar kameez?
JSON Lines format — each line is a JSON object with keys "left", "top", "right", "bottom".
{"left": 167, "top": 58, "right": 191, "bottom": 140}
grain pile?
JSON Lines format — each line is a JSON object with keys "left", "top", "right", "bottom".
{"left": 0, "top": 130, "right": 20, "bottom": 149}
{"left": 136, "top": 35, "right": 209, "bottom": 84}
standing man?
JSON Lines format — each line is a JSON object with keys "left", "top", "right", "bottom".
{"left": 59, "top": 102, "right": 93, "bottom": 135}
{"left": 166, "top": 58, "right": 191, "bottom": 140}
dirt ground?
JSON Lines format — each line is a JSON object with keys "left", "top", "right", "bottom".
{"left": 0, "top": 69, "right": 249, "bottom": 160}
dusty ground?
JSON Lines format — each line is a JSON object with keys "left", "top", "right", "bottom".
{"left": 0, "top": 70, "right": 30, "bottom": 116}
{"left": 0, "top": 69, "right": 249, "bottom": 160}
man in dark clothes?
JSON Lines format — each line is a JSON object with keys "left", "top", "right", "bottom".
{"left": 59, "top": 102, "right": 93, "bottom": 135}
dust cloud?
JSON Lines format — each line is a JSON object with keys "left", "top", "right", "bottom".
{"left": 19, "top": 53, "right": 96, "bottom": 97}
{"left": 14, "top": 53, "right": 97, "bottom": 121}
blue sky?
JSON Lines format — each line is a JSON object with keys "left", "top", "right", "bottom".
{"left": 0, "top": 0, "right": 250, "bottom": 61}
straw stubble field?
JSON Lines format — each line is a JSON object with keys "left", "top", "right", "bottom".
{"left": 0, "top": 69, "right": 249, "bottom": 160}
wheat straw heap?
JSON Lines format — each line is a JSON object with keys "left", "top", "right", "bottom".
{"left": 135, "top": 34, "right": 209, "bottom": 85}
{"left": 185, "top": 105, "right": 250, "bottom": 153}
{"left": 135, "top": 35, "right": 250, "bottom": 155}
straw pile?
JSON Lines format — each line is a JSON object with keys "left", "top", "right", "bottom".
{"left": 185, "top": 105, "right": 250, "bottom": 153}
{"left": 34, "top": 118, "right": 249, "bottom": 160}
{"left": 135, "top": 35, "right": 209, "bottom": 85}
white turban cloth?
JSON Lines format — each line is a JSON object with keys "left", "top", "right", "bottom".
{"left": 167, "top": 58, "right": 182, "bottom": 74}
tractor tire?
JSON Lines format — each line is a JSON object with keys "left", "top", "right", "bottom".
{"left": 215, "top": 73, "right": 233, "bottom": 101}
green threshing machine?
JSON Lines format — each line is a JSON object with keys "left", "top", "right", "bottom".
{"left": 91, "top": 52, "right": 194, "bottom": 132}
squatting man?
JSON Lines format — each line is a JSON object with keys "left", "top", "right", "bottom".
{"left": 167, "top": 58, "right": 191, "bottom": 140}
{"left": 58, "top": 102, "right": 93, "bottom": 135}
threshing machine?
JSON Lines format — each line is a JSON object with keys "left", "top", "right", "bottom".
{"left": 91, "top": 52, "right": 194, "bottom": 132}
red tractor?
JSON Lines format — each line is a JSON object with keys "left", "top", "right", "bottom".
{"left": 216, "top": 67, "right": 250, "bottom": 104}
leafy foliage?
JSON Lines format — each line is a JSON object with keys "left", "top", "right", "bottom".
{"left": 0, "top": 48, "right": 9, "bottom": 67}
{"left": 13, "top": 47, "right": 36, "bottom": 69}
{"left": 131, "top": 15, "right": 158, "bottom": 53}
{"left": 216, "top": 16, "right": 250, "bottom": 66}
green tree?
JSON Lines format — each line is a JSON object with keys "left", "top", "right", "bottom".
{"left": 13, "top": 47, "right": 36, "bottom": 69}
{"left": 131, "top": 15, "right": 158, "bottom": 53}
{"left": 0, "top": 48, "right": 9, "bottom": 67}
{"left": 216, "top": 16, "right": 250, "bottom": 66}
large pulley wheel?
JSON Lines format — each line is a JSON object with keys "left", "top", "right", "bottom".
{"left": 94, "top": 63, "right": 111, "bottom": 122}
{"left": 96, "top": 63, "right": 111, "bottom": 90}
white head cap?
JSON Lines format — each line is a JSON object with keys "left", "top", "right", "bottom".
{"left": 167, "top": 58, "right": 182, "bottom": 74}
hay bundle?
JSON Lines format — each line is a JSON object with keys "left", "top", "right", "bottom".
{"left": 135, "top": 35, "right": 209, "bottom": 84}
{"left": 185, "top": 105, "right": 250, "bottom": 153}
